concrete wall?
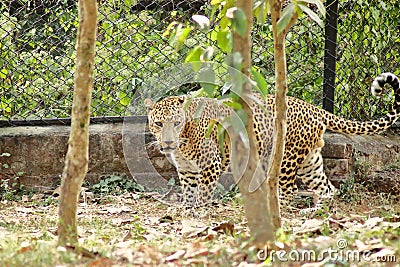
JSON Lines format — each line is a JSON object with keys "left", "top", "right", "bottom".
{"left": 0, "top": 120, "right": 399, "bottom": 192}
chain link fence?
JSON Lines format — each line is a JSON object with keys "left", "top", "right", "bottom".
{"left": 0, "top": 0, "right": 399, "bottom": 126}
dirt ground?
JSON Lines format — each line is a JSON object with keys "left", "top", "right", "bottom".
{"left": 1, "top": 180, "right": 400, "bottom": 267}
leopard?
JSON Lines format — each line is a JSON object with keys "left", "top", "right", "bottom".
{"left": 144, "top": 72, "right": 400, "bottom": 208}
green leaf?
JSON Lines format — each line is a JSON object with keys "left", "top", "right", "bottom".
{"left": 124, "top": 0, "right": 132, "bottom": 8}
{"left": 219, "top": 1, "right": 234, "bottom": 30}
{"left": 175, "top": 26, "right": 192, "bottom": 51}
{"left": 205, "top": 120, "right": 217, "bottom": 138}
{"left": 211, "top": 0, "right": 224, "bottom": 5}
{"left": 277, "top": 3, "right": 295, "bottom": 35}
{"left": 299, "top": 0, "right": 325, "bottom": 17}
{"left": 119, "top": 92, "right": 130, "bottom": 106}
{"left": 298, "top": 4, "right": 324, "bottom": 27}
{"left": 224, "top": 101, "right": 242, "bottom": 110}
{"left": 251, "top": 67, "right": 268, "bottom": 98}
{"left": 225, "top": 52, "right": 243, "bottom": 70}
{"left": 194, "top": 101, "right": 206, "bottom": 119}
{"left": 163, "top": 21, "right": 177, "bottom": 37}
{"left": 197, "top": 67, "right": 216, "bottom": 97}
{"left": 232, "top": 8, "right": 247, "bottom": 37}
{"left": 0, "top": 69, "right": 8, "bottom": 79}
{"left": 216, "top": 31, "right": 232, "bottom": 53}
{"left": 185, "top": 46, "right": 203, "bottom": 62}
{"left": 220, "top": 16, "right": 231, "bottom": 30}
{"left": 254, "top": 1, "right": 269, "bottom": 24}
{"left": 315, "top": 77, "right": 323, "bottom": 86}
{"left": 185, "top": 46, "right": 204, "bottom": 71}
{"left": 217, "top": 123, "right": 226, "bottom": 158}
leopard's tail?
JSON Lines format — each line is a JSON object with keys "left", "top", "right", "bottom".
{"left": 324, "top": 72, "right": 400, "bottom": 135}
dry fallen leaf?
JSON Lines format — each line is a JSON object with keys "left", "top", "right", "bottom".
{"left": 114, "top": 240, "right": 135, "bottom": 249}
{"left": 201, "top": 229, "right": 217, "bottom": 241}
{"left": 181, "top": 219, "right": 207, "bottom": 237}
{"left": 381, "top": 221, "right": 400, "bottom": 229}
{"left": 212, "top": 221, "right": 235, "bottom": 235}
{"left": 137, "top": 244, "right": 162, "bottom": 264}
{"left": 364, "top": 217, "right": 383, "bottom": 228}
{"left": 111, "top": 218, "right": 137, "bottom": 226}
{"left": 184, "top": 241, "right": 209, "bottom": 259}
{"left": 185, "top": 226, "right": 210, "bottom": 238}
{"left": 293, "top": 219, "right": 325, "bottom": 234}
{"left": 18, "top": 241, "right": 33, "bottom": 254}
{"left": 112, "top": 247, "right": 135, "bottom": 263}
{"left": 15, "top": 207, "right": 35, "bottom": 214}
{"left": 354, "top": 239, "right": 384, "bottom": 252}
{"left": 164, "top": 249, "right": 186, "bottom": 262}
{"left": 86, "top": 257, "right": 114, "bottom": 267}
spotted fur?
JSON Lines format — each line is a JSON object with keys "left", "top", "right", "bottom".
{"left": 145, "top": 72, "right": 399, "bottom": 207}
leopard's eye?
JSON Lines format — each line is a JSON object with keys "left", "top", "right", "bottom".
{"left": 173, "top": 121, "right": 180, "bottom": 127}
{"left": 154, "top": 121, "right": 163, "bottom": 127}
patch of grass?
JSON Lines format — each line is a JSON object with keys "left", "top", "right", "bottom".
{"left": 385, "top": 157, "right": 400, "bottom": 171}
{"left": 87, "top": 174, "right": 145, "bottom": 197}
{"left": 355, "top": 160, "right": 373, "bottom": 178}
{"left": 338, "top": 175, "right": 364, "bottom": 204}
{"left": 0, "top": 153, "right": 27, "bottom": 202}
{"left": 219, "top": 184, "right": 239, "bottom": 203}
{"left": 0, "top": 239, "right": 82, "bottom": 267}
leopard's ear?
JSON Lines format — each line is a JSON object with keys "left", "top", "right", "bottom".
{"left": 177, "top": 96, "right": 186, "bottom": 105}
{"left": 144, "top": 98, "right": 154, "bottom": 113}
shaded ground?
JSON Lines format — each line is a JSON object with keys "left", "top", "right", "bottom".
{"left": 0, "top": 180, "right": 400, "bottom": 266}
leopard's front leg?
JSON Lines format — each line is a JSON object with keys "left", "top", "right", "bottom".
{"left": 196, "top": 161, "right": 222, "bottom": 206}
{"left": 177, "top": 169, "right": 201, "bottom": 206}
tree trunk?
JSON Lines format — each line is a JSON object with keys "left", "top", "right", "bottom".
{"left": 58, "top": 0, "right": 97, "bottom": 246}
{"left": 231, "top": 0, "right": 275, "bottom": 246}
{"left": 268, "top": 0, "right": 298, "bottom": 229}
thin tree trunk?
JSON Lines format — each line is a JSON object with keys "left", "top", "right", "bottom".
{"left": 268, "top": 0, "right": 298, "bottom": 229}
{"left": 58, "top": 0, "right": 97, "bottom": 246}
{"left": 232, "top": 0, "right": 275, "bottom": 245}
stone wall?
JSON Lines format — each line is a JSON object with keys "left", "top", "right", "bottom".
{"left": 0, "top": 120, "right": 399, "bottom": 192}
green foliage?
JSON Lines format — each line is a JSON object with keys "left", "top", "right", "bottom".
{"left": 385, "top": 157, "right": 400, "bottom": 171}
{"left": 277, "top": 3, "right": 296, "bottom": 35}
{"left": 230, "top": 8, "right": 247, "bottom": 37}
{"left": 219, "top": 184, "right": 240, "bottom": 203}
{"left": 335, "top": 0, "right": 400, "bottom": 119}
{"left": 0, "top": 3, "right": 187, "bottom": 120}
{"left": 91, "top": 175, "right": 144, "bottom": 196}
{"left": 0, "top": 4, "right": 77, "bottom": 119}
{"left": 251, "top": 67, "right": 268, "bottom": 97}
{"left": 338, "top": 176, "right": 360, "bottom": 203}
{"left": 0, "top": 152, "right": 24, "bottom": 201}
{"left": 0, "top": 177, "right": 21, "bottom": 201}
{"left": 0, "top": 1, "right": 398, "bottom": 121}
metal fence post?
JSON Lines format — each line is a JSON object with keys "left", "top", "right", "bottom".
{"left": 323, "top": 0, "right": 339, "bottom": 113}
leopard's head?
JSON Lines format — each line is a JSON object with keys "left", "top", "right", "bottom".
{"left": 144, "top": 96, "right": 187, "bottom": 154}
